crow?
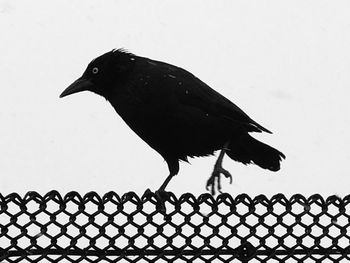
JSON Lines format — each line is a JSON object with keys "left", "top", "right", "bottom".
{"left": 60, "top": 49, "right": 285, "bottom": 195}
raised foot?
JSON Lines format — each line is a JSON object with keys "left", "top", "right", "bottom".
{"left": 206, "top": 166, "right": 233, "bottom": 195}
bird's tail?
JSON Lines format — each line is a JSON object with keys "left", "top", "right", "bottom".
{"left": 226, "top": 133, "right": 285, "bottom": 171}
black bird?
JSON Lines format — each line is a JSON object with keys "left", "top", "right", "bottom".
{"left": 60, "top": 49, "right": 285, "bottom": 194}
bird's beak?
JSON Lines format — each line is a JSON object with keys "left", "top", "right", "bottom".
{"left": 60, "top": 77, "right": 95, "bottom": 98}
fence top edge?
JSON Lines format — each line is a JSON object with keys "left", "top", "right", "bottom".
{"left": 1, "top": 191, "right": 350, "bottom": 206}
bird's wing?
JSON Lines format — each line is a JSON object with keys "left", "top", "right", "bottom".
{"left": 164, "top": 65, "right": 272, "bottom": 134}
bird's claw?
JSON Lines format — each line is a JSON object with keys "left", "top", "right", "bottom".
{"left": 206, "top": 167, "right": 232, "bottom": 195}
{"left": 155, "top": 190, "right": 170, "bottom": 213}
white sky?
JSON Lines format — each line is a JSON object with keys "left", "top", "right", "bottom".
{"left": 0, "top": 0, "right": 349, "bottom": 198}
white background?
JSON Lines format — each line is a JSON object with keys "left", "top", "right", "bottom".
{"left": 1, "top": 1, "right": 349, "bottom": 198}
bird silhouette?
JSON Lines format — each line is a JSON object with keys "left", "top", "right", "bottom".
{"left": 60, "top": 49, "right": 285, "bottom": 195}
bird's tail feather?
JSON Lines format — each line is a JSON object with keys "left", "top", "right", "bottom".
{"left": 226, "top": 134, "right": 285, "bottom": 171}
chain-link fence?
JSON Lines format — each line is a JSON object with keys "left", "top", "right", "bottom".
{"left": 1, "top": 190, "right": 350, "bottom": 262}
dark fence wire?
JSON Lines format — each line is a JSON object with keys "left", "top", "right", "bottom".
{"left": 1, "top": 191, "right": 350, "bottom": 262}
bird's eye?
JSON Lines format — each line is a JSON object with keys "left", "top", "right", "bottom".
{"left": 92, "top": 67, "right": 99, "bottom": 74}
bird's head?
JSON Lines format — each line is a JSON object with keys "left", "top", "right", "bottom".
{"left": 60, "top": 49, "right": 136, "bottom": 98}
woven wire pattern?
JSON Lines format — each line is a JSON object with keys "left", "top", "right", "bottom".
{"left": 1, "top": 191, "right": 350, "bottom": 262}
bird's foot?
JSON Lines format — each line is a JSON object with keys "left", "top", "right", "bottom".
{"left": 206, "top": 166, "right": 232, "bottom": 195}
{"left": 154, "top": 190, "right": 170, "bottom": 213}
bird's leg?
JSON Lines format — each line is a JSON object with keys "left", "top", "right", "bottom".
{"left": 152, "top": 173, "right": 174, "bottom": 213}
{"left": 157, "top": 158, "right": 179, "bottom": 192}
{"left": 155, "top": 174, "right": 174, "bottom": 213}
{"left": 158, "top": 173, "right": 174, "bottom": 192}
{"left": 155, "top": 159, "right": 179, "bottom": 213}
{"left": 206, "top": 141, "right": 232, "bottom": 195}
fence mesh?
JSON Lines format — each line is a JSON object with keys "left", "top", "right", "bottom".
{"left": 1, "top": 190, "right": 350, "bottom": 262}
